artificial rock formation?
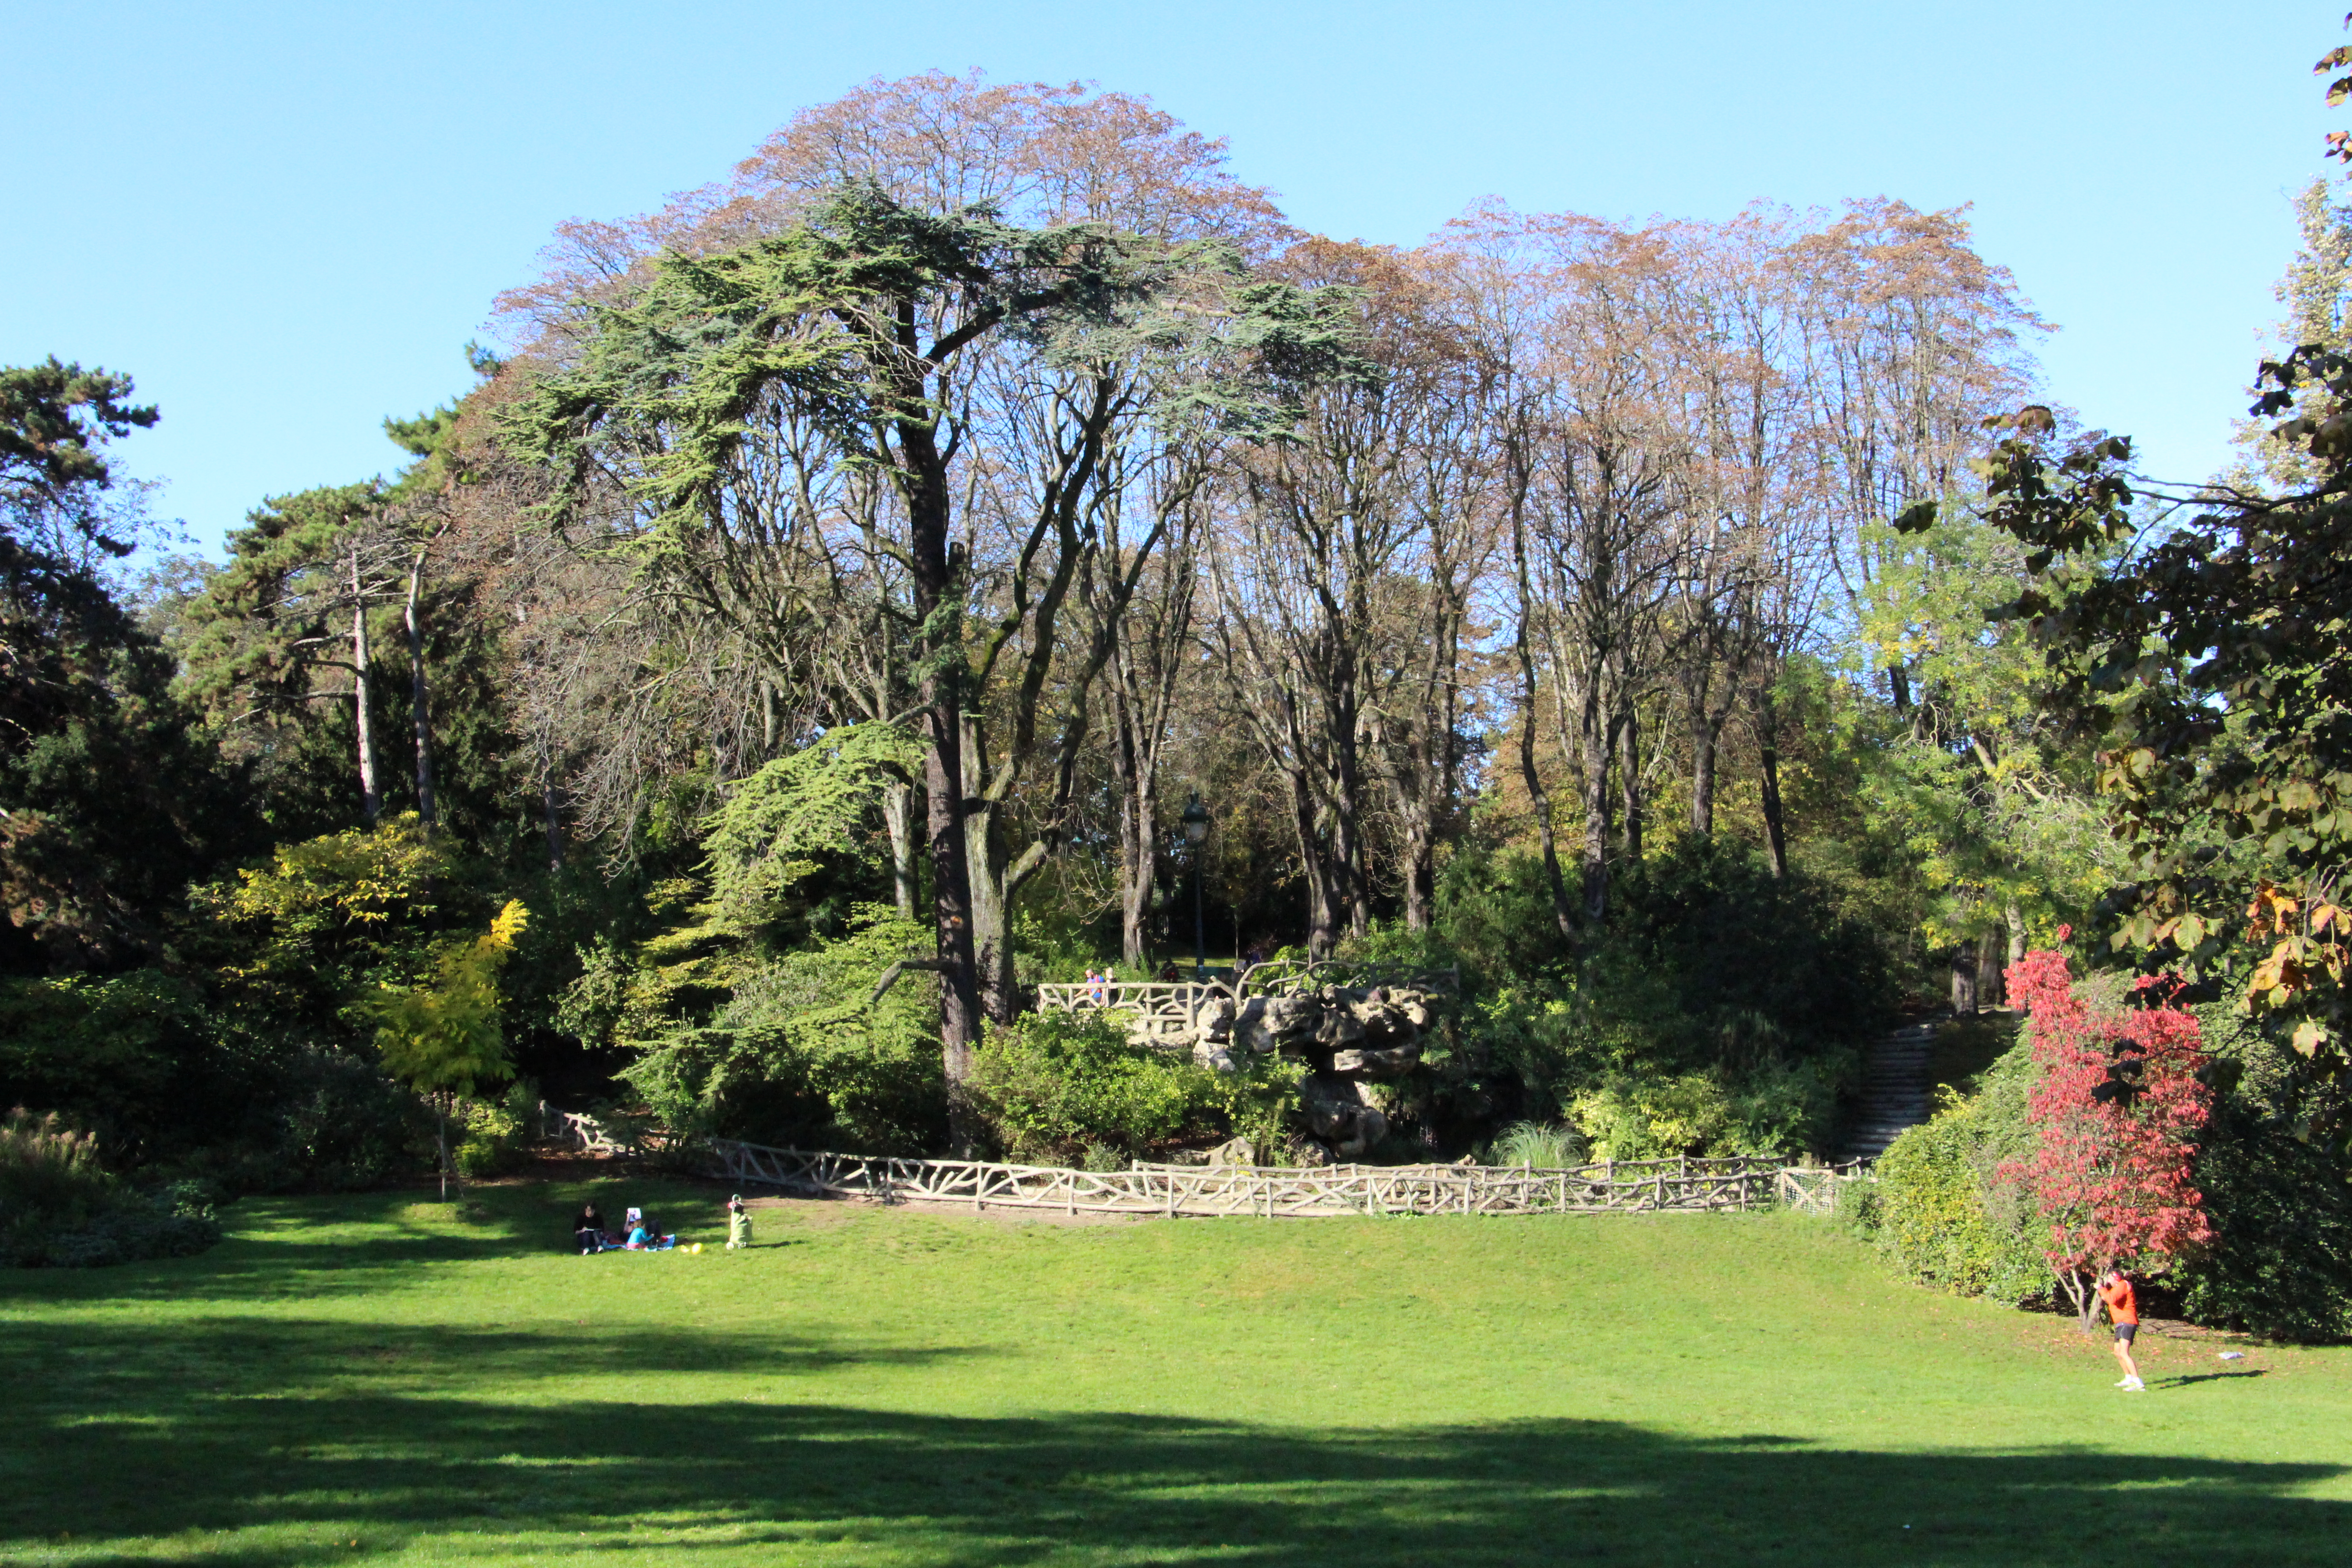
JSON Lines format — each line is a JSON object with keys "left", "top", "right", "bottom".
{"left": 1186, "top": 984, "right": 1436, "bottom": 1159}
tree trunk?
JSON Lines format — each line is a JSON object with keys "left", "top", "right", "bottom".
{"left": 962, "top": 814, "right": 1021, "bottom": 1024}
{"left": 403, "top": 551, "right": 438, "bottom": 829}
{"left": 1950, "top": 944, "right": 1979, "bottom": 1015}
{"left": 350, "top": 548, "right": 381, "bottom": 826}
{"left": 1578, "top": 686, "right": 1616, "bottom": 926}
{"left": 1976, "top": 926, "right": 2006, "bottom": 1009}
{"left": 922, "top": 694, "right": 983, "bottom": 1148}
{"left": 541, "top": 768, "right": 565, "bottom": 872}
{"left": 1116, "top": 749, "right": 1157, "bottom": 970}
{"left": 1284, "top": 763, "right": 1343, "bottom": 958}
{"left": 882, "top": 781, "right": 919, "bottom": 921}
{"left": 1755, "top": 687, "right": 1788, "bottom": 878}
{"left": 1688, "top": 707, "right": 1728, "bottom": 838}
{"left": 1617, "top": 707, "right": 1644, "bottom": 866}
{"left": 436, "top": 1093, "right": 453, "bottom": 1202}
{"left": 1398, "top": 807, "right": 1433, "bottom": 932}
{"left": 1119, "top": 790, "right": 1156, "bottom": 966}
{"left": 1515, "top": 643, "right": 1573, "bottom": 942}
{"left": 1331, "top": 667, "right": 1369, "bottom": 941}
{"left": 896, "top": 406, "right": 983, "bottom": 1152}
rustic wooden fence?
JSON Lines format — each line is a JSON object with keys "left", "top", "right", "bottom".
{"left": 697, "top": 1139, "right": 1857, "bottom": 1218}
{"left": 541, "top": 1105, "right": 650, "bottom": 1157}
{"left": 1774, "top": 1162, "right": 1871, "bottom": 1215}
{"left": 1030, "top": 980, "right": 1230, "bottom": 1047}
{"left": 1033, "top": 960, "right": 1462, "bottom": 1048}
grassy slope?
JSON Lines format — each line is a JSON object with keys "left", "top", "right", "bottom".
{"left": 2, "top": 1180, "right": 2346, "bottom": 1566}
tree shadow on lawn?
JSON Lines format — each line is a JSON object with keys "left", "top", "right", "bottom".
{"left": 3, "top": 1319, "right": 2342, "bottom": 1568}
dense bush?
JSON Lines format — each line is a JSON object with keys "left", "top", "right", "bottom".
{"left": 454, "top": 1083, "right": 542, "bottom": 1178}
{"left": 0, "top": 968, "right": 235, "bottom": 1161}
{"left": 1863, "top": 1040, "right": 2045, "bottom": 1303}
{"left": 2176, "top": 1006, "right": 2352, "bottom": 1341}
{"left": 1379, "top": 835, "right": 1893, "bottom": 1159}
{"left": 243, "top": 1046, "right": 434, "bottom": 1192}
{"left": 0, "top": 1109, "right": 220, "bottom": 1267}
{"left": 968, "top": 1009, "right": 1292, "bottom": 1165}
{"left": 618, "top": 908, "right": 947, "bottom": 1155}
{"left": 0, "top": 969, "right": 436, "bottom": 1193}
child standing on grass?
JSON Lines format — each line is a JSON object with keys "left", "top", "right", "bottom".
{"left": 2099, "top": 1268, "right": 2144, "bottom": 1391}
{"left": 727, "top": 1194, "right": 752, "bottom": 1250}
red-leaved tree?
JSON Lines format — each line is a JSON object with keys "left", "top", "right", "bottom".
{"left": 2003, "top": 941, "right": 2215, "bottom": 1328}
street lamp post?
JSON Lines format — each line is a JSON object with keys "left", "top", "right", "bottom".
{"left": 1181, "top": 792, "right": 1210, "bottom": 980}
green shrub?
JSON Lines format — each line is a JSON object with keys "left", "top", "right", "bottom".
{"left": 1419, "top": 836, "right": 1891, "bottom": 1159}
{"left": 267, "top": 1048, "right": 435, "bottom": 1191}
{"left": 0, "top": 1109, "right": 220, "bottom": 1268}
{"left": 1863, "top": 1039, "right": 2045, "bottom": 1304}
{"left": 0, "top": 969, "right": 234, "bottom": 1161}
{"left": 620, "top": 907, "right": 946, "bottom": 1155}
{"left": 454, "top": 1083, "right": 540, "bottom": 1178}
{"left": 969, "top": 1010, "right": 1290, "bottom": 1165}
{"left": 2176, "top": 1006, "right": 2352, "bottom": 1341}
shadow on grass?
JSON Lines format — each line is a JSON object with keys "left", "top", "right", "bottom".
{"left": 1, "top": 1318, "right": 2343, "bottom": 1567}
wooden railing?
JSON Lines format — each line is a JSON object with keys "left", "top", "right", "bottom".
{"left": 1773, "top": 1161, "right": 1872, "bottom": 1215}
{"left": 698, "top": 1140, "right": 1828, "bottom": 1218}
{"left": 1032, "top": 960, "right": 1462, "bottom": 1047}
{"left": 1029, "top": 980, "right": 1230, "bottom": 1048}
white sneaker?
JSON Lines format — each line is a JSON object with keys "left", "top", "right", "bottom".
{"left": 2122, "top": 1377, "right": 2146, "bottom": 1392}
{"left": 2115, "top": 1377, "right": 2133, "bottom": 1387}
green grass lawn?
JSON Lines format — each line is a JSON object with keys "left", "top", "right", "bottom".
{"left": 3, "top": 1180, "right": 2346, "bottom": 1566}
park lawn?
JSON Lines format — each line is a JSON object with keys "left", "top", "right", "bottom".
{"left": 1, "top": 1181, "right": 2346, "bottom": 1567}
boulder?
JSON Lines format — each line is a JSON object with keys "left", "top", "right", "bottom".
{"left": 1330, "top": 1042, "right": 1419, "bottom": 1078}
{"left": 1191, "top": 1038, "right": 1238, "bottom": 1073}
{"left": 1262, "top": 995, "right": 1320, "bottom": 1038}
{"left": 1311, "top": 1007, "right": 1365, "bottom": 1048}
{"left": 1192, "top": 995, "right": 1235, "bottom": 1042}
{"left": 1232, "top": 997, "right": 1279, "bottom": 1054}
{"left": 1298, "top": 1071, "right": 1389, "bottom": 1158}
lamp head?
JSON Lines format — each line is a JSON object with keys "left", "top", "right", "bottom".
{"left": 1181, "top": 791, "right": 1210, "bottom": 844}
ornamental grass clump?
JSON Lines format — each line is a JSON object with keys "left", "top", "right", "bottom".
{"left": 1490, "top": 1121, "right": 1585, "bottom": 1168}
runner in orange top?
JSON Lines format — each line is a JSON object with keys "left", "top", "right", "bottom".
{"left": 2098, "top": 1268, "right": 2144, "bottom": 1391}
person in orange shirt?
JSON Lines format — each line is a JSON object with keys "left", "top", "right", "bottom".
{"left": 2098, "top": 1267, "right": 2144, "bottom": 1391}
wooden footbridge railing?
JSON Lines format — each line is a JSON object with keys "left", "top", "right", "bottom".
{"left": 1033, "top": 960, "right": 1463, "bottom": 1048}
{"left": 697, "top": 1139, "right": 1867, "bottom": 1218}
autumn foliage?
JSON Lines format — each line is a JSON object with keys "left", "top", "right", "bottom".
{"left": 2004, "top": 942, "right": 2214, "bottom": 1324}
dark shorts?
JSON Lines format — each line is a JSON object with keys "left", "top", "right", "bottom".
{"left": 2114, "top": 1322, "right": 2137, "bottom": 1344}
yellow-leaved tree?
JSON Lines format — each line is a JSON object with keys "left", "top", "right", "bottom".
{"left": 372, "top": 901, "right": 529, "bottom": 1199}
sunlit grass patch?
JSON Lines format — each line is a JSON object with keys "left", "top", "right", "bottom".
{"left": 1, "top": 1179, "right": 2346, "bottom": 1565}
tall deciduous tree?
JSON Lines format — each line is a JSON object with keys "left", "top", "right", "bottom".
{"left": 509, "top": 184, "right": 1348, "bottom": 1141}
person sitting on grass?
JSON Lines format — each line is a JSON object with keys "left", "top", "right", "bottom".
{"left": 2099, "top": 1266, "right": 2144, "bottom": 1392}
{"left": 573, "top": 1202, "right": 607, "bottom": 1254}
{"left": 623, "top": 1206, "right": 675, "bottom": 1250}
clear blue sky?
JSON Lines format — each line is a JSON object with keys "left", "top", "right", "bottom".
{"left": 2, "top": 1, "right": 2332, "bottom": 555}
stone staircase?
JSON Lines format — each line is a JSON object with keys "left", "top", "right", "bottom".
{"left": 1841, "top": 1017, "right": 1940, "bottom": 1162}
